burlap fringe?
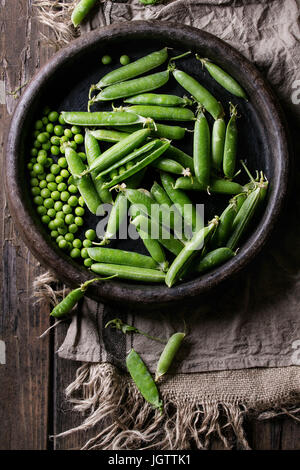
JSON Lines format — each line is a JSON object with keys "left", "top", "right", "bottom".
{"left": 33, "top": 270, "right": 68, "bottom": 306}
{"left": 33, "top": 0, "right": 78, "bottom": 48}
{"left": 54, "top": 363, "right": 253, "bottom": 450}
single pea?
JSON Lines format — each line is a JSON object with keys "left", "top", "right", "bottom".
{"left": 57, "top": 182, "right": 67, "bottom": 192}
{"left": 120, "top": 55, "right": 130, "bottom": 65}
{"left": 78, "top": 152, "right": 86, "bottom": 161}
{"left": 35, "top": 120, "right": 43, "bottom": 130}
{"left": 56, "top": 235, "right": 64, "bottom": 243}
{"left": 54, "top": 125, "right": 64, "bottom": 136}
{"left": 30, "top": 177, "right": 39, "bottom": 187}
{"left": 46, "top": 123, "right": 54, "bottom": 133}
{"left": 37, "top": 173, "right": 46, "bottom": 181}
{"left": 68, "top": 141, "right": 77, "bottom": 150}
{"left": 50, "top": 164, "right": 60, "bottom": 175}
{"left": 58, "top": 239, "right": 68, "bottom": 250}
{"left": 33, "top": 195, "right": 43, "bottom": 205}
{"left": 85, "top": 229, "right": 96, "bottom": 241}
{"left": 39, "top": 179, "right": 47, "bottom": 189}
{"left": 60, "top": 135, "right": 69, "bottom": 143}
{"left": 59, "top": 145, "right": 65, "bottom": 154}
{"left": 33, "top": 163, "right": 44, "bottom": 175}
{"left": 30, "top": 148, "right": 38, "bottom": 157}
{"left": 59, "top": 114, "right": 66, "bottom": 125}
{"left": 68, "top": 175, "right": 75, "bottom": 185}
{"left": 47, "top": 182, "right": 57, "bottom": 192}
{"left": 70, "top": 248, "right": 81, "bottom": 258}
{"left": 48, "top": 111, "right": 59, "bottom": 122}
{"left": 126, "top": 161, "right": 134, "bottom": 170}
{"left": 47, "top": 208, "right": 56, "bottom": 218}
{"left": 30, "top": 170, "right": 36, "bottom": 177}
{"left": 75, "top": 206, "right": 85, "bottom": 216}
{"left": 55, "top": 175, "right": 64, "bottom": 184}
{"left": 73, "top": 238, "right": 82, "bottom": 249}
{"left": 60, "top": 169, "right": 69, "bottom": 178}
{"left": 74, "top": 134, "right": 84, "bottom": 144}
{"left": 58, "top": 157, "right": 68, "bottom": 168}
{"left": 65, "top": 214, "right": 74, "bottom": 225}
{"left": 64, "top": 128, "right": 73, "bottom": 139}
{"left": 37, "top": 154, "right": 48, "bottom": 166}
{"left": 78, "top": 196, "right": 85, "bottom": 207}
{"left": 71, "top": 125, "right": 81, "bottom": 134}
{"left": 54, "top": 201, "right": 63, "bottom": 211}
{"left": 50, "top": 230, "right": 59, "bottom": 239}
{"left": 37, "top": 205, "right": 47, "bottom": 216}
{"left": 51, "top": 135, "right": 61, "bottom": 145}
{"left": 83, "top": 239, "right": 92, "bottom": 248}
{"left": 41, "top": 188, "right": 51, "bottom": 199}
{"left": 68, "top": 184, "right": 78, "bottom": 194}
{"left": 51, "top": 146, "right": 60, "bottom": 156}
{"left": 51, "top": 191, "right": 60, "bottom": 201}
{"left": 46, "top": 173, "right": 55, "bottom": 182}
{"left": 65, "top": 233, "right": 74, "bottom": 243}
{"left": 118, "top": 166, "right": 126, "bottom": 175}
{"left": 31, "top": 187, "right": 41, "bottom": 196}
{"left": 60, "top": 191, "right": 70, "bottom": 202}
{"left": 69, "top": 224, "right": 78, "bottom": 234}
{"left": 43, "top": 106, "right": 51, "bottom": 115}
{"left": 58, "top": 226, "right": 67, "bottom": 235}
{"left": 37, "top": 132, "right": 48, "bottom": 144}
{"left": 27, "top": 162, "right": 33, "bottom": 171}
{"left": 81, "top": 248, "right": 89, "bottom": 259}
{"left": 42, "top": 141, "right": 51, "bottom": 151}
{"left": 53, "top": 218, "right": 64, "bottom": 228}
{"left": 68, "top": 195, "right": 78, "bottom": 207}
{"left": 62, "top": 204, "right": 72, "bottom": 214}
{"left": 33, "top": 130, "right": 40, "bottom": 138}
{"left": 102, "top": 55, "right": 112, "bottom": 65}
{"left": 44, "top": 198, "right": 54, "bottom": 209}
{"left": 42, "top": 117, "right": 49, "bottom": 125}
{"left": 109, "top": 169, "right": 118, "bottom": 179}
{"left": 75, "top": 216, "right": 84, "bottom": 226}
{"left": 41, "top": 215, "right": 50, "bottom": 224}
{"left": 56, "top": 210, "right": 65, "bottom": 219}
{"left": 33, "top": 140, "right": 41, "bottom": 149}
{"left": 30, "top": 156, "right": 37, "bottom": 163}
{"left": 84, "top": 258, "right": 93, "bottom": 268}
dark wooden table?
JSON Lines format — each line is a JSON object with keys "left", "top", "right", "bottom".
{"left": 0, "top": 0, "right": 298, "bottom": 450}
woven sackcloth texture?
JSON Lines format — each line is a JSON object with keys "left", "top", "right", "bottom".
{"left": 33, "top": 0, "right": 300, "bottom": 449}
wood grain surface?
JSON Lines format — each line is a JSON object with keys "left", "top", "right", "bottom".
{"left": 0, "top": 0, "right": 298, "bottom": 450}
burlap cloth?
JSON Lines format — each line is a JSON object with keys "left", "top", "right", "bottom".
{"left": 35, "top": 0, "right": 300, "bottom": 449}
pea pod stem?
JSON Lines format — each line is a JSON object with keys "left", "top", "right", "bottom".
{"left": 105, "top": 318, "right": 167, "bottom": 344}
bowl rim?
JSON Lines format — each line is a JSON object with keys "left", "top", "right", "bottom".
{"left": 5, "top": 20, "right": 289, "bottom": 306}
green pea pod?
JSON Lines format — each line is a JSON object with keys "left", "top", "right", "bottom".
{"left": 61, "top": 111, "right": 148, "bottom": 127}
{"left": 126, "top": 349, "right": 163, "bottom": 413}
{"left": 212, "top": 117, "right": 226, "bottom": 171}
{"left": 132, "top": 214, "right": 184, "bottom": 256}
{"left": 172, "top": 68, "right": 223, "bottom": 120}
{"left": 227, "top": 180, "right": 268, "bottom": 250}
{"left": 125, "top": 93, "right": 193, "bottom": 107}
{"left": 50, "top": 277, "right": 113, "bottom": 318}
{"left": 91, "top": 263, "right": 166, "bottom": 283}
{"left": 89, "top": 129, "right": 130, "bottom": 143}
{"left": 198, "top": 57, "right": 247, "bottom": 99}
{"left": 195, "top": 247, "right": 235, "bottom": 273}
{"left": 165, "top": 145, "right": 194, "bottom": 173}
{"left": 165, "top": 217, "right": 219, "bottom": 287}
{"left": 94, "top": 48, "right": 168, "bottom": 89}
{"left": 114, "top": 123, "right": 187, "bottom": 141}
{"left": 87, "top": 247, "right": 158, "bottom": 269}
{"left": 155, "top": 332, "right": 185, "bottom": 381}
{"left": 160, "top": 172, "right": 203, "bottom": 236}
{"left": 151, "top": 181, "right": 182, "bottom": 233}
{"left": 84, "top": 132, "right": 112, "bottom": 205}
{"left": 65, "top": 147, "right": 101, "bottom": 215}
{"left": 135, "top": 225, "right": 168, "bottom": 271}
{"left": 125, "top": 168, "right": 147, "bottom": 189}
{"left": 86, "top": 128, "right": 151, "bottom": 175}
{"left": 223, "top": 104, "right": 238, "bottom": 179}
{"left": 125, "top": 105, "right": 195, "bottom": 122}
{"left": 211, "top": 193, "right": 247, "bottom": 248}
{"left": 193, "top": 110, "right": 211, "bottom": 189}
{"left": 98, "top": 140, "right": 159, "bottom": 178}
{"left": 174, "top": 176, "right": 244, "bottom": 195}
{"left": 91, "top": 71, "right": 170, "bottom": 103}
{"left": 151, "top": 158, "right": 188, "bottom": 176}
{"left": 71, "top": 0, "right": 97, "bottom": 27}
{"left": 101, "top": 141, "right": 170, "bottom": 189}
{"left": 99, "top": 193, "right": 128, "bottom": 245}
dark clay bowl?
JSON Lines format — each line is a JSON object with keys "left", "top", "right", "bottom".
{"left": 5, "top": 21, "right": 289, "bottom": 307}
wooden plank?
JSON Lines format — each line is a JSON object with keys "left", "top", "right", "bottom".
{"left": 0, "top": 0, "right": 54, "bottom": 450}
